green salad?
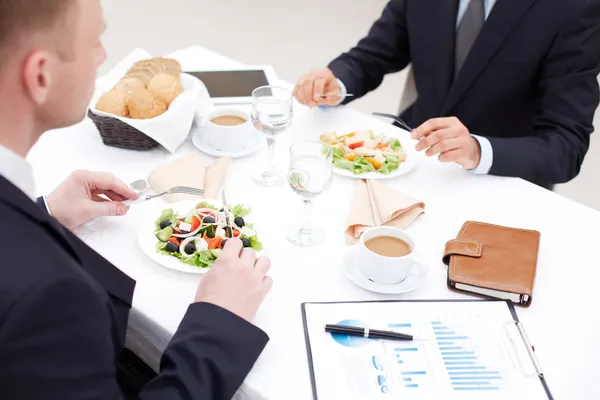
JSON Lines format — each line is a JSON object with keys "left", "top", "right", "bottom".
{"left": 320, "top": 130, "right": 407, "bottom": 175}
{"left": 154, "top": 202, "right": 263, "bottom": 269}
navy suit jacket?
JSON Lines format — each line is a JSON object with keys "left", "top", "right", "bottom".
{"left": 0, "top": 175, "right": 268, "bottom": 399}
{"left": 329, "top": 0, "right": 600, "bottom": 188}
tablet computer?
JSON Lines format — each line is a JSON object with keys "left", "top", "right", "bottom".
{"left": 185, "top": 66, "right": 278, "bottom": 104}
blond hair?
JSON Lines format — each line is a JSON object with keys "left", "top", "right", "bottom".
{"left": 0, "top": 0, "right": 75, "bottom": 58}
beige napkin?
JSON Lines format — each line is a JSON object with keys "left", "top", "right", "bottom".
{"left": 147, "top": 151, "right": 230, "bottom": 202}
{"left": 345, "top": 180, "right": 425, "bottom": 244}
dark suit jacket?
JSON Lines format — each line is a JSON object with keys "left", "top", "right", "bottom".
{"left": 0, "top": 175, "right": 268, "bottom": 399}
{"left": 329, "top": 0, "right": 600, "bottom": 188}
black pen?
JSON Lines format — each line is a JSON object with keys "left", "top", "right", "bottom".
{"left": 325, "top": 324, "right": 413, "bottom": 341}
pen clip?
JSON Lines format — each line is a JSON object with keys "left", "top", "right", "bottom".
{"left": 503, "top": 320, "right": 544, "bottom": 378}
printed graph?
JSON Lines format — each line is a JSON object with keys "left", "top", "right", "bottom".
{"left": 388, "top": 322, "right": 430, "bottom": 390}
{"left": 431, "top": 321, "right": 503, "bottom": 391}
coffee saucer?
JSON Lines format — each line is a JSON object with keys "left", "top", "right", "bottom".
{"left": 191, "top": 128, "right": 263, "bottom": 159}
{"left": 343, "top": 246, "right": 428, "bottom": 295}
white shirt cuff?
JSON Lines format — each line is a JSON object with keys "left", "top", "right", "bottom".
{"left": 42, "top": 196, "right": 52, "bottom": 215}
{"left": 318, "top": 79, "right": 348, "bottom": 109}
{"left": 470, "top": 135, "right": 493, "bottom": 175}
{"left": 336, "top": 78, "right": 347, "bottom": 101}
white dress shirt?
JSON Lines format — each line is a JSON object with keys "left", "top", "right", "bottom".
{"left": 336, "top": 0, "right": 498, "bottom": 174}
{"left": 0, "top": 145, "right": 36, "bottom": 201}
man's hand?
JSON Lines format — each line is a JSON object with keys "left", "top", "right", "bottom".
{"left": 294, "top": 68, "right": 342, "bottom": 108}
{"left": 46, "top": 170, "right": 139, "bottom": 231}
{"left": 412, "top": 117, "right": 481, "bottom": 170}
{"left": 196, "top": 238, "right": 272, "bottom": 323}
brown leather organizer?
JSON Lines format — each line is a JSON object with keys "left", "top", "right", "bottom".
{"left": 443, "top": 221, "right": 541, "bottom": 307}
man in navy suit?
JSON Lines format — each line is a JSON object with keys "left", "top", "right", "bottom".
{"left": 0, "top": 0, "right": 272, "bottom": 398}
{"left": 294, "top": 0, "right": 600, "bottom": 188}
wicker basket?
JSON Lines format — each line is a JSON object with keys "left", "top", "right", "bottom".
{"left": 88, "top": 110, "right": 159, "bottom": 151}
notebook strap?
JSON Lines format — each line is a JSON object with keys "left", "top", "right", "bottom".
{"left": 442, "top": 239, "right": 483, "bottom": 265}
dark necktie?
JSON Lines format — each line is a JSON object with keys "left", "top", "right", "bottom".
{"left": 455, "top": 0, "right": 485, "bottom": 79}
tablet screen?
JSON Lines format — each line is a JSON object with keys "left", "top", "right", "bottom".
{"left": 187, "top": 70, "right": 270, "bottom": 98}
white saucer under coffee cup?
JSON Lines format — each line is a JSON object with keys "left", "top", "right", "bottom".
{"left": 197, "top": 108, "right": 254, "bottom": 153}
{"left": 358, "top": 226, "right": 417, "bottom": 285}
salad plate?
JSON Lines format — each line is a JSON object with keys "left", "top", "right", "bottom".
{"left": 320, "top": 129, "right": 417, "bottom": 180}
{"left": 138, "top": 199, "right": 263, "bottom": 274}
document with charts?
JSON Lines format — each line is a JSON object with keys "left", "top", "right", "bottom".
{"left": 302, "top": 300, "right": 551, "bottom": 400}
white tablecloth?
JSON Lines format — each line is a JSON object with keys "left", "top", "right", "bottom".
{"left": 27, "top": 46, "right": 600, "bottom": 400}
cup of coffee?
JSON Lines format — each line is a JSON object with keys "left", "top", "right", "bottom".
{"left": 199, "top": 108, "right": 254, "bottom": 152}
{"left": 358, "top": 226, "right": 416, "bottom": 285}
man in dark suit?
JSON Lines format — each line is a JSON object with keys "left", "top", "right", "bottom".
{"left": 294, "top": 0, "right": 600, "bottom": 188}
{"left": 0, "top": 0, "right": 272, "bottom": 398}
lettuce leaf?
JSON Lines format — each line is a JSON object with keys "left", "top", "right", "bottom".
{"left": 353, "top": 156, "right": 376, "bottom": 174}
{"left": 333, "top": 157, "right": 354, "bottom": 171}
{"left": 196, "top": 202, "right": 217, "bottom": 209}
{"left": 230, "top": 204, "right": 251, "bottom": 218}
{"left": 155, "top": 242, "right": 216, "bottom": 269}
{"left": 249, "top": 236, "right": 264, "bottom": 251}
{"left": 379, "top": 156, "right": 400, "bottom": 175}
{"left": 332, "top": 147, "right": 345, "bottom": 158}
{"left": 194, "top": 251, "right": 217, "bottom": 269}
{"left": 387, "top": 138, "right": 403, "bottom": 151}
{"left": 155, "top": 209, "right": 176, "bottom": 231}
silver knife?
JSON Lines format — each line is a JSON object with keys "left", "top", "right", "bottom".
{"left": 221, "top": 190, "right": 233, "bottom": 238}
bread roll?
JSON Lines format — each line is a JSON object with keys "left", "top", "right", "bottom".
{"left": 124, "top": 58, "right": 182, "bottom": 85}
{"left": 158, "top": 58, "right": 182, "bottom": 77}
{"left": 148, "top": 73, "right": 184, "bottom": 107}
{"left": 116, "top": 77, "right": 146, "bottom": 91}
{"left": 96, "top": 88, "right": 129, "bottom": 117}
{"left": 127, "top": 88, "right": 167, "bottom": 119}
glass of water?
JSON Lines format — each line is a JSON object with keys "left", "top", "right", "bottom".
{"left": 251, "top": 86, "right": 293, "bottom": 187}
{"left": 286, "top": 141, "right": 334, "bottom": 247}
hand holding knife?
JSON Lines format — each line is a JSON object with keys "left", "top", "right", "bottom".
{"left": 221, "top": 190, "right": 233, "bottom": 238}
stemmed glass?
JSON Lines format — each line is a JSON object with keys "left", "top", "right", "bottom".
{"left": 251, "top": 86, "right": 293, "bottom": 187}
{"left": 286, "top": 141, "right": 333, "bottom": 247}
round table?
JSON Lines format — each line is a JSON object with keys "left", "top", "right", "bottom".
{"left": 27, "top": 46, "right": 600, "bottom": 400}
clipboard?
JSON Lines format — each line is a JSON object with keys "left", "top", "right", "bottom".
{"left": 301, "top": 299, "right": 553, "bottom": 399}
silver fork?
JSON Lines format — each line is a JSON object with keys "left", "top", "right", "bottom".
{"left": 125, "top": 186, "right": 205, "bottom": 205}
{"left": 372, "top": 112, "right": 414, "bottom": 132}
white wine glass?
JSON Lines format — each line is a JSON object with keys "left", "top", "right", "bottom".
{"left": 251, "top": 86, "right": 293, "bottom": 187}
{"left": 286, "top": 141, "right": 333, "bottom": 247}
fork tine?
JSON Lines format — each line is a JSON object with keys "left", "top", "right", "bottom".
{"left": 177, "top": 187, "right": 204, "bottom": 193}
{"left": 173, "top": 187, "right": 205, "bottom": 196}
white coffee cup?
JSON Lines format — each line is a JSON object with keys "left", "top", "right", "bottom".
{"left": 199, "top": 108, "right": 254, "bottom": 153}
{"left": 358, "top": 226, "right": 416, "bottom": 285}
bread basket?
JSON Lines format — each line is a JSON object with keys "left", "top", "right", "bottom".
{"left": 89, "top": 73, "right": 206, "bottom": 153}
{"left": 88, "top": 110, "right": 159, "bottom": 150}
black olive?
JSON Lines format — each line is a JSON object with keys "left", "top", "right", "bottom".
{"left": 184, "top": 242, "right": 196, "bottom": 255}
{"left": 221, "top": 239, "right": 228, "bottom": 249}
{"left": 179, "top": 230, "right": 190, "bottom": 235}
{"left": 159, "top": 220, "right": 172, "bottom": 230}
{"left": 219, "top": 208, "right": 224, "bottom": 212}
{"left": 203, "top": 216, "right": 215, "bottom": 224}
{"left": 242, "top": 238, "right": 251, "bottom": 248}
{"left": 165, "top": 242, "right": 178, "bottom": 253}
{"left": 234, "top": 216, "right": 245, "bottom": 227}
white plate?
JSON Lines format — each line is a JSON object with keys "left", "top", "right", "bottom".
{"left": 331, "top": 133, "right": 418, "bottom": 180}
{"left": 138, "top": 199, "right": 263, "bottom": 274}
{"left": 191, "top": 127, "right": 263, "bottom": 159}
{"left": 343, "top": 246, "right": 428, "bottom": 294}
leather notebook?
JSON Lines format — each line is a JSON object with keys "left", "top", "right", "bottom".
{"left": 442, "top": 221, "right": 541, "bottom": 307}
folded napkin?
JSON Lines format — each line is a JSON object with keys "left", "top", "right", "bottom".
{"left": 345, "top": 180, "right": 425, "bottom": 244}
{"left": 147, "top": 151, "right": 230, "bottom": 202}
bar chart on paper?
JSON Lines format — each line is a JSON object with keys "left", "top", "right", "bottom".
{"left": 431, "top": 320, "right": 503, "bottom": 392}
{"left": 304, "top": 301, "right": 549, "bottom": 400}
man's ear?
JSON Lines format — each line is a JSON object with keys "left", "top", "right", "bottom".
{"left": 23, "top": 51, "right": 52, "bottom": 105}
